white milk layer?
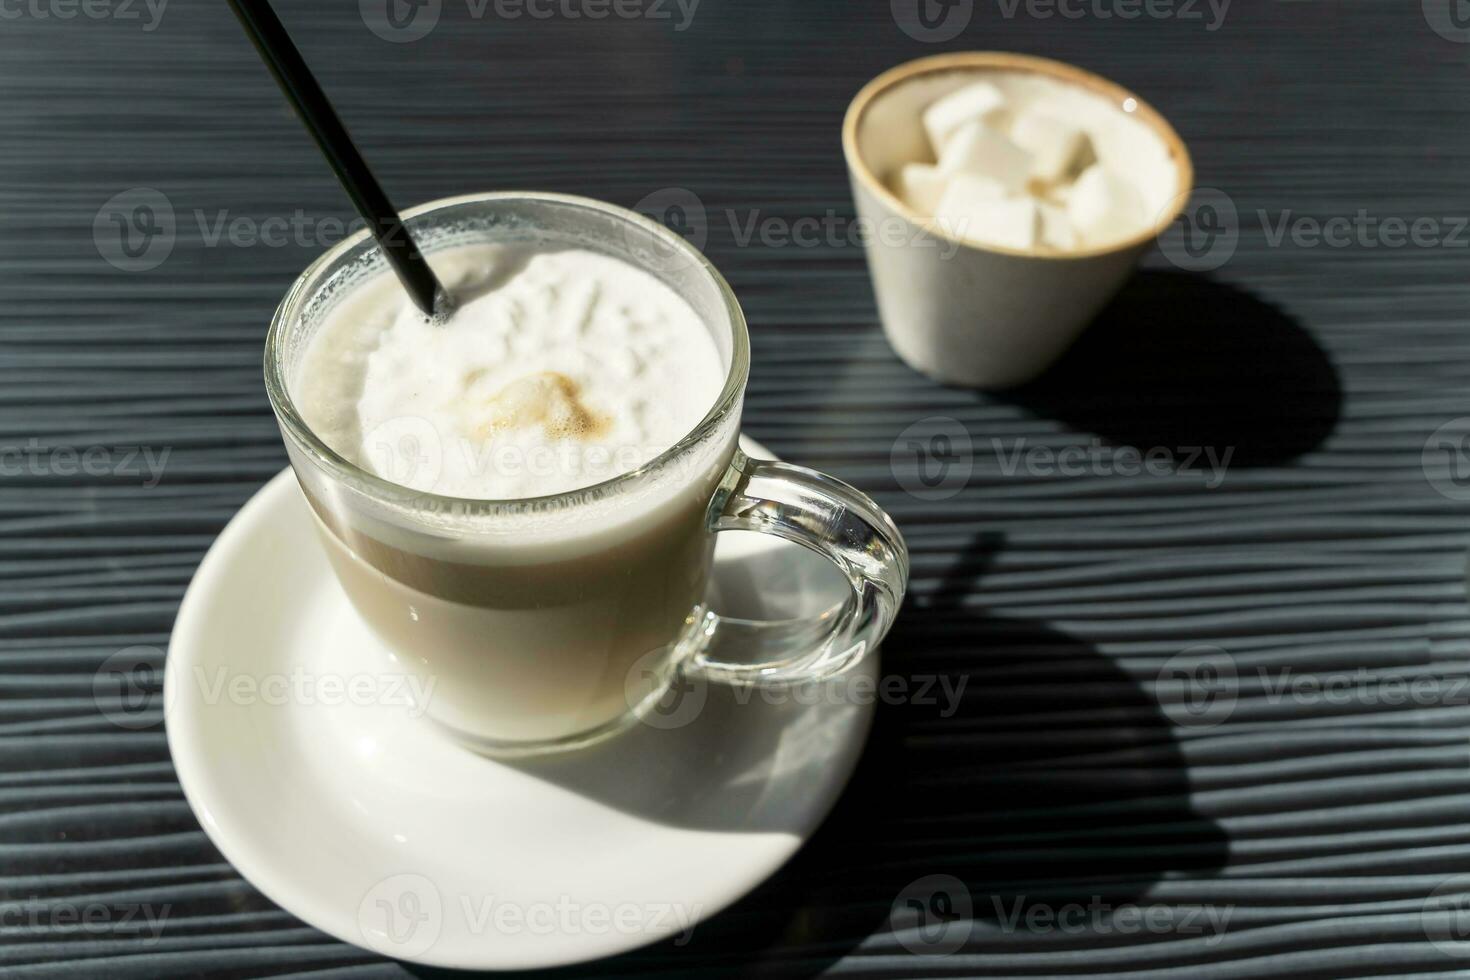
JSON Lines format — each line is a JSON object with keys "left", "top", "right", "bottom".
{"left": 295, "top": 243, "right": 726, "bottom": 500}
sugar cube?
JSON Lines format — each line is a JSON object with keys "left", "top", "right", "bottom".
{"left": 1010, "top": 111, "right": 1093, "bottom": 185}
{"left": 1038, "top": 203, "right": 1078, "bottom": 251}
{"left": 936, "top": 179, "right": 1039, "bottom": 250}
{"left": 936, "top": 172, "right": 1007, "bottom": 209}
{"left": 922, "top": 81, "right": 1006, "bottom": 155}
{"left": 896, "top": 163, "right": 949, "bottom": 215}
{"left": 939, "top": 120, "right": 1034, "bottom": 193}
{"left": 1066, "top": 164, "right": 1146, "bottom": 247}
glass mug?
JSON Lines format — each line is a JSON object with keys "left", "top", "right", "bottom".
{"left": 264, "top": 192, "right": 909, "bottom": 757}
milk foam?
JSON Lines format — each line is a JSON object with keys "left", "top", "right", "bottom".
{"left": 295, "top": 244, "right": 726, "bottom": 500}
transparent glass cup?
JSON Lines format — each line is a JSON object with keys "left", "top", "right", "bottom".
{"left": 265, "top": 192, "right": 909, "bottom": 757}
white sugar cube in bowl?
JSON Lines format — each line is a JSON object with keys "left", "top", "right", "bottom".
{"left": 937, "top": 179, "right": 1039, "bottom": 250}
{"left": 843, "top": 51, "right": 1193, "bottom": 388}
{"left": 1067, "top": 163, "right": 1147, "bottom": 248}
{"left": 1038, "top": 203, "right": 1079, "bottom": 251}
{"left": 938, "top": 120, "right": 1034, "bottom": 192}
{"left": 922, "top": 80, "right": 1006, "bottom": 154}
{"left": 896, "top": 163, "right": 949, "bottom": 215}
{"left": 1010, "top": 111, "right": 1093, "bottom": 184}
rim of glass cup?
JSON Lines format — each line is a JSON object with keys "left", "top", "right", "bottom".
{"left": 263, "top": 191, "right": 750, "bottom": 515}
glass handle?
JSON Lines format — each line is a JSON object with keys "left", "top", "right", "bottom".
{"left": 691, "top": 449, "right": 910, "bottom": 684}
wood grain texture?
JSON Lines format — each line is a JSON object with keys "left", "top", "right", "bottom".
{"left": 4, "top": 0, "right": 1470, "bottom": 976}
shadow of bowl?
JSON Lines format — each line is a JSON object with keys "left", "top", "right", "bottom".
{"left": 1005, "top": 270, "right": 1341, "bottom": 468}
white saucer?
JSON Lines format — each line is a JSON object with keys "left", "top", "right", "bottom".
{"left": 165, "top": 437, "right": 876, "bottom": 971}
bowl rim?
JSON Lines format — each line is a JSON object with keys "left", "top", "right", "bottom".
{"left": 841, "top": 51, "right": 1196, "bottom": 262}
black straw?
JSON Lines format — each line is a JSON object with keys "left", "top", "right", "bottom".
{"left": 226, "top": 0, "right": 447, "bottom": 317}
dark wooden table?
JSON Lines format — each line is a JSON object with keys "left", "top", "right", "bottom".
{"left": 5, "top": 0, "right": 1470, "bottom": 976}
